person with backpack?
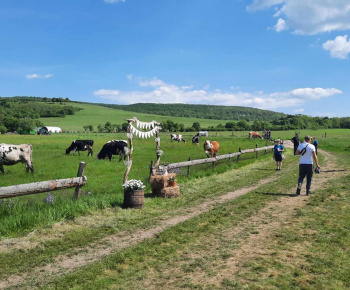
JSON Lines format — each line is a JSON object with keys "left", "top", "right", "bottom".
{"left": 295, "top": 135, "right": 320, "bottom": 195}
{"left": 313, "top": 137, "right": 319, "bottom": 155}
{"left": 273, "top": 139, "right": 284, "bottom": 171}
{"left": 291, "top": 133, "right": 300, "bottom": 155}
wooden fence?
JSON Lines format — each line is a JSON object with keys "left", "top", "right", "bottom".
{"left": 149, "top": 144, "right": 274, "bottom": 179}
{"left": 0, "top": 162, "right": 87, "bottom": 200}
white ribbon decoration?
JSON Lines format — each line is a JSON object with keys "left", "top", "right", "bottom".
{"left": 129, "top": 121, "right": 161, "bottom": 139}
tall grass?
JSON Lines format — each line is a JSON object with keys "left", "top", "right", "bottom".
{"left": 0, "top": 132, "right": 271, "bottom": 238}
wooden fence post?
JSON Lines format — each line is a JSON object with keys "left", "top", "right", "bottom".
{"left": 149, "top": 160, "right": 154, "bottom": 181}
{"left": 237, "top": 147, "right": 241, "bottom": 162}
{"left": 255, "top": 144, "right": 258, "bottom": 159}
{"left": 187, "top": 157, "right": 191, "bottom": 176}
{"left": 74, "top": 162, "right": 86, "bottom": 199}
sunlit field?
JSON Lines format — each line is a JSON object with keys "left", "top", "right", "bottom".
{"left": 0, "top": 131, "right": 272, "bottom": 237}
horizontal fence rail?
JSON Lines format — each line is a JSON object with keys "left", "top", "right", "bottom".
{"left": 149, "top": 145, "right": 274, "bottom": 179}
{"left": 167, "top": 145, "right": 273, "bottom": 170}
{"left": 0, "top": 162, "right": 87, "bottom": 200}
{"left": 0, "top": 177, "right": 87, "bottom": 199}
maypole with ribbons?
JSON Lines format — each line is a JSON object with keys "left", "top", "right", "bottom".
{"left": 123, "top": 117, "right": 162, "bottom": 183}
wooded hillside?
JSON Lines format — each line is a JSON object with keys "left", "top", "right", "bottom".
{"left": 98, "top": 103, "right": 286, "bottom": 122}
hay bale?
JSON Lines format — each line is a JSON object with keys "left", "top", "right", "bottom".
{"left": 159, "top": 186, "right": 180, "bottom": 198}
{"left": 150, "top": 173, "right": 178, "bottom": 197}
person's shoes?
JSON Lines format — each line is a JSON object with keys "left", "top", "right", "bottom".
{"left": 276, "top": 168, "right": 278, "bottom": 170}
{"left": 306, "top": 190, "right": 312, "bottom": 195}
{"left": 296, "top": 187, "right": 301, "bottom": 195}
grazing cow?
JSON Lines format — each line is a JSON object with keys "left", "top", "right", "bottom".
{"left": 66, "top": 140, "right": 94, "bottom": 156}
{"left": 198, "top": 131, "right": 209, "bottom": 137}
{"left": 204, "top": 140, "right": 220, "bottom": 158}
{"left": 0, "top": 143, "right": 34, "bottom": 174}
{"left": 171, "top": 134, "right": 186, "bottom": 143}
{"left": 192, "top": 133, "right": 200, "bottom": 145}
{"left": 97, "top": 140, "right": 128, "bottom": 161}
{"left": 248, "top": 131, "right": 263, "bottom": 140}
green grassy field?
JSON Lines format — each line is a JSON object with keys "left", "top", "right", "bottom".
{"left": 0, "top": 131, "right": 272, "bottom": 238}
{"left": 0, "top": 113, "right": 350, "bottom": 288}
{"left": 39, "top": 102, "right": 237, "bottom": 131}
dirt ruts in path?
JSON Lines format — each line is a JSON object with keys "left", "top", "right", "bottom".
{"left": 179, "top": 147, "right": 348, "bottom": 287}
{"left": 0, "top": 170, "right": 281, "bottom": 288}
{"left": 1, "top": 143, "right": 346, "bottom": 289}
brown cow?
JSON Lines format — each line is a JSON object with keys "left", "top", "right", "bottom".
{"left": 204, "top": 140, "right": 219, "bottom": 158}
{"left": 0, "top": 143, "right": 34, "bottom": 173}
{"left": 249, "top": 131, "right": 263, "bottom": 140}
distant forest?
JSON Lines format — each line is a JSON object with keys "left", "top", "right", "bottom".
{"left": 99, "top": 103, "right": 286, "bottom": 122}
{"left": 1, "top": 97, "right": 350, "bottom": 134}
{"left": 0, "top": 97, "right": 81, "bottom": 133}
{"left": 99, "top": 102, "right": 350, "bottom": 131}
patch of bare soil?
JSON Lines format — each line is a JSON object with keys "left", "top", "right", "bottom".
{"left": 0, "top": 172, "right": 280, "bottom": 288}
{"left": 160, "top": 146, "right": 348, "bottom": 288}
{"left": 0, "top": 143, "right": 347, "bottom": 289}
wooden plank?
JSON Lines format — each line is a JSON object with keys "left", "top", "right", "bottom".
{"left": 74, "top": 162, "right": 86, "bottom": 199}
{"left": 167, "top": 145, "right": 274, "bottom": 169}
{"left": 0, "top": 176, "right": 87, "bottom": 199}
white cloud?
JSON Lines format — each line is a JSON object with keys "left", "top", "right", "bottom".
{"left": 26, "top": 73, "right": 53, "bottom": 79}
{"left": 104, "top": 0, "right": 125, "bottom": 3}
{"left": 247, "top": 0, "right": 284, "bottom": 12}
{"left": 294, "top": 108, "right": 305, "bottom": 113}
{"left": 274, "top": 18, "right": 287, "bottom": 32}
{"left": 247, "top": 0, "right": 350, "bottom": 35}
{"left": 93, "top": 77, "right": 342, "bottom": 110}
{"left": 323, "top": 35, "right": 350, "bottom": 59}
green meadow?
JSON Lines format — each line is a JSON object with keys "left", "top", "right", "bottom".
{"left": 0, "top": 106, "right": 350, "bottom": 288}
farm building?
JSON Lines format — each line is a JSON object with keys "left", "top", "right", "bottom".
{"left": 36, "top": 126, "right": 62, "bottom": 134}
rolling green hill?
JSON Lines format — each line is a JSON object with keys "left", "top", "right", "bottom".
{"left": 98, "top": 103, "right": 286, "bottom": 122}
{"left": 39, "top": 102, "right": 237, "bottom": 131}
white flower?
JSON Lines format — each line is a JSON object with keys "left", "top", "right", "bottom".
{"left": 122, "top": 179, "right": 146, "bottom": 191}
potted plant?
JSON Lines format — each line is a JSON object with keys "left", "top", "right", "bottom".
{"left": 122, "top": 179, "right": 146, "bottom": 209}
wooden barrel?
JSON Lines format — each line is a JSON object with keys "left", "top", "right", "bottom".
{"left": 123, "top": 189, "right": 144, "bottom": 209}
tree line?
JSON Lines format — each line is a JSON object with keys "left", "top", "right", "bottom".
{"left": 98, "top": 103, "right": 286, "bottom": 122}
{"left": 0, "top": 97, "right": 81, "bottom": 133}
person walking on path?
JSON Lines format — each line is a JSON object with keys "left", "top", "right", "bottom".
{"left": 295, "top": 135, "right": 320, "bottom": 195}
{"left": 291, "top": 133, "right": 300, "bottom": 155}
{"left": 273, "top": 139, "right": 284, "bottom": 171}
{"left": 313, "top": 137, "right": 319, "bottom": 155}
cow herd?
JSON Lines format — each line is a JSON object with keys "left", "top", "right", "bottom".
{"left": 170, "top": 131, "right": 220, "bottom": 158}
{"left": 1, "top": 131, "right": 263, "bottom": 174}
{"left": 0, "top": 139, "right": 128, "bottom": 174}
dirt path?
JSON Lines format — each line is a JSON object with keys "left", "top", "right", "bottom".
{"left": 0, "top": 142, "right": 347, "bottom": 288}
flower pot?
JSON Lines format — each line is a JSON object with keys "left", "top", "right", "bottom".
{"left": 123, "top": 189, "right": 144, "bottom": 209}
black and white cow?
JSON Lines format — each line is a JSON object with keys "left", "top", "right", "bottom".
{"left": 192, "top": 133, "right": 200, "bottom": 145}
{"left": 66, "top": 140, "right": 94, "bottom": 156}
{"left": 198, "top": 131, "right": 209, "bottom": 137}
{"left": 171, "top": 134, "right": 186, "bottom": 143}
{"left": 0, "top": 143, "right": 34, "bottom": 173}
{"left": 97, "top": 140, "right": 128, "bottom": 161}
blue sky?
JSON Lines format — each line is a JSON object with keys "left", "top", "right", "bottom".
{"left": 1, "top": 0, "right": 350, "bottom": 117}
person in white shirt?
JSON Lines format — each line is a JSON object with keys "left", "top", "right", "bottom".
{"left": 295, "top": 135, "right": 320, "bottom": 195}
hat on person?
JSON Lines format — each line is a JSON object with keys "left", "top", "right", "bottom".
{"left": 276, "top": 139, "right": 281, "bottom": 142}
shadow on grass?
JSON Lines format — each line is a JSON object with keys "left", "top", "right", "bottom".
{"left": 252, "top": 168, "right": 277, "bottom": 171}
{"left": 257, "top": 191, "right": 299, "bottom": 197}
{"left": 322, "top": 169, "right": 348, "bottom": 173}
